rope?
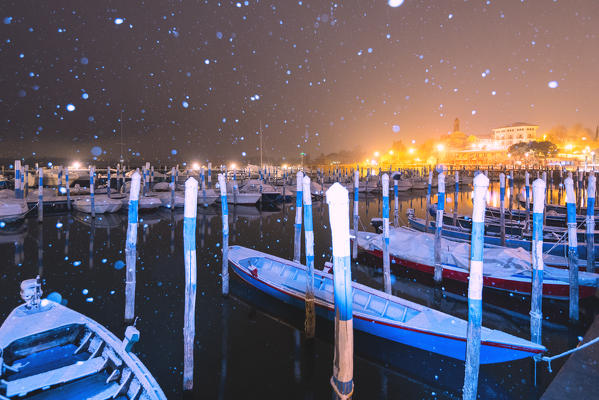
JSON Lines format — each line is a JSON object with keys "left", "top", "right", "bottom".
{"left": 540, "top": 335, "right": 599, "bottom": 373}
{"left": 330, "top": 376, "right": 354, "bottom": 400}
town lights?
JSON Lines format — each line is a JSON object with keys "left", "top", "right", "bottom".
{"left": 374, "top": 151, "right": 380, "bottom": 157}
{"left": 408, "top": 148, "right": 415, "bottom": 154}
{"left": 389, "top": 150, "right": 394, "bottom": 155}
{"left": 230, "top": 163, "right": 237, "bottom": 169}
{"left": 436, "top": 144, "right": 445, "bottom": 152}
{"left": 192, "top": 162, "right": 200, "bottom": 170}
{"left": 71, "top": 161, "right": 81, "bottom": 169}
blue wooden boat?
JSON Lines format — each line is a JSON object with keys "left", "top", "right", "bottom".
{"left": 228, "top": 245, "right": 546, "bottom": 364}
{"left": 0, "top": 278, "right": 166, "bottom": 399}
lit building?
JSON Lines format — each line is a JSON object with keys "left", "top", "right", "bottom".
{"left": 492, "top": 122, "right": 539, "bottom": 149}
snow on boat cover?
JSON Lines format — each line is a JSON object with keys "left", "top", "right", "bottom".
{"left": 228, "top": 245, "right": 545, "bottom": 364}
{"left": 357, "top": 227, "right": 599, "bottom": 299}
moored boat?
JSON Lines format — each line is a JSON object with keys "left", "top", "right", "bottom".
{"left": 358, "top": 226, "right": 599, "bottom": 299}
{"left": 228, "top": 245, "right": 546, "bottom": 364}
{"left": 0, "top": 278, "right": 166, "bottom": 399}
{"left": 73, "top": 195, "right": 122, "bottom": 214}
{"left": 0, "top": 198, "right": 28, "bottom": 223}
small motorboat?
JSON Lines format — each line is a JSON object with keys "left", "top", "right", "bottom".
{"left": 228, "top": 246, "right": 546, "bottom": 364}
{"left": 0, "top": 199, "right": 28, "bottom": 223}
{"left": 156, "top": 191, "right": 185, "bottom": 208}
{"left": 0, "top": 278, "right": 166, "bottom": 399}
{"left": 197, "top": 188, "right": 219, "bottom": 206}
{"left": 111, "top": 193, "right": 162, "bottom": 210}
{"left": 73, "top": 195, "right": 122, "bottom": 214}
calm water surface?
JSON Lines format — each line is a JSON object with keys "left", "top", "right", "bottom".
{"left": 0, "top": 181, "right": 596, "bottom": 399}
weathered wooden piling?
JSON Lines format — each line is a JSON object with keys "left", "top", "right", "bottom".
{"left": 586, "top": 173, "right": 596, "bottom": 272}
{"left": 14, "top": 160, "right": 21, "bottom": 199}
{"left": 65, "top": 166, "right": 71, "bottom": 210}
{"left": 170, "top": 167, "right": 176, "bottom": 209}
{"left": 302, "top": 175, "right": 316, "bottom": 338}
{"left": 530, "top": 178, "right": 545, "bottom": 346}
{"left": 564, "top": 177, "right": 579, "bottom": 322}
{"left": 106, "top": 166, "right": 111, "bottom": 198}
{"left": 207, "top": 162, "right": 212, "bottom": 188}
{"left": 453, "top": 170, "right": 459, "bottom": 226}
{"left": 218, "top": 173, "right": 229, "bottom": 296}
{"left": 23, "top": 165, "right": 28, "bottom": 198}
{"left": 393, "top": 177, "right": 399, "bottom": 227}
{"left": 462, "top": 173, "right": 489, "bottom": 400}
{"left": 183, "top": 176, "right": 198, "bottom": 390}
{"left": 434, "top": 171, "right": 445, "bottom": 283}
{"left": 90, "top": 166, "right": 96, "bottom": 218}
{"left": 125, "top": 172, "right": 140, "bottom": 322}
{"left": 425, "top": 171, "right": 433, "bottom": 231}
{"left": 525, "top": 171, "right": 531, "bottom": 228}
{"left": 37, "top": 167, "right": 43, "bottom": 223}
{"left": 499, "top": 173, "right": 506, "bottom": 246}
{"left": 326, "top": 183, "right": 354, "bottom": 400}
{"left": 294, "top": 171, "right": 304, "bottom": 263}
{"left": 352, "top": 170, "right": 359, "bottom": 260}
{"left": 382, "top": 174, "right": 391, "bottom": 294}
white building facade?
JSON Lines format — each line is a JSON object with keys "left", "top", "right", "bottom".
{"left": 492, "top": 123, "right": 539, "bottom": 150}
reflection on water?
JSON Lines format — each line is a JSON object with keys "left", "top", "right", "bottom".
{"left": 0, "top": 180, "right": 597, "bottom": 399}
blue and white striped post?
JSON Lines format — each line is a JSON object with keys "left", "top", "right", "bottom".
{"left": 382, "top": 173, "right": 391, "bottom": 295}
{"left": 499, "top": 173, "right": 506, "bottom": 246}
{"left": 565, "top": 177, "right": 579, "bottom": 322}
{"left": 145, "top": 162, "right": 150, "bottom": 194}
{"left": 542, "top": 171, "right": 548, "bottom": 227}
{"left": 218, "top": 173, "right": 230, "bottom": 296}
{"left": 116, "top": 164, "right": 121, "bottom": 193}
{"left": 453, "top": 171, "right": 459, "bottom": 226}
{"left": 462, "top": 173, "right": 489, "bottom": 400}
{"left": 170, "top": 167, "right": 176, "bottom": 210}
{"left": 302, "top": 175, "right": 316, "bottom": 338}
{"left": 106, "top": 166, "right": 111, "bottom": 198}
{"left": 37, "top": 167, "right": 43, "bottom": 223}
{"left": 23, "top": 165, "right": 27, "bottom": 198}
{"left": 14, "top": 160, "right": 21, "bottom": 199}
{"left": 530, "top": 178, "right": 546, "bottom": 347}
{"left": 233, "top": 169, "right": 238, "bottom": 205}
{"left": 200, "top": 167, "right": 207, "bottom": 206}
{"left": 509, "top": 170, "right": 514, "bottom": 214}
{"left": 352, "top": 170, "right": 359, "bottom": 260}
{"left": 57, "top": 166, "right": 63, "bottom": 194}
{"left": 90, "top": 166, "right": 96, "bottom": 218}
{"left": 183, "top": 176, "right": 198, "bottom": 390}
{"left": 207, "top": 162, "right": 212, "bottom": 188}
{"left": 294, "top": 171, "right": 304, "bottom": 263}
{"left": 525, "top": 171, "right": 531, "bottom": 227}
{"left": 393, "top": 177, "right": 399, "bottom": 227}
{"left": 125, "top": 172, "right": 141, "bottom": 322}
{"left": 587, "top": 173, "right": 596, "bottom": 273}
{"left": 425, "top": 171, "right": 433, "bottom": 231}
{"left": 150, "top": 166, "right": 154, "bottom": 191}
{"left": 326, "top": 183, "right": 354, "bottom": 400}
{"left": 434, "top": 171, "right": 445, "bottom": 283}
{"left": 65, "top": 166, "right": 71, "bottom": 210}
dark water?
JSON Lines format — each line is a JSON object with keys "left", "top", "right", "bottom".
{"left": 0, "top": 181, "right": 596, "bottom": 399}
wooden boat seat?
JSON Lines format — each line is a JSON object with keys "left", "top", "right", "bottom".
{"left": 4, "top": 356, "right": 107, "bottom": 397}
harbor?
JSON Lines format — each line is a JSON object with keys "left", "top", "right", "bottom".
{"left": 0, "top": 164, "right": 598, "bottom": 398}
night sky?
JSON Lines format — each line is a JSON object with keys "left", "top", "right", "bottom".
{"left": 1, "top": 0, "right": 598, "bottom": 164}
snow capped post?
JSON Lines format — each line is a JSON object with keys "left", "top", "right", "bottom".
{"left": 382, "top": 174, "right": 391, "bottom": 295}
{"left": 530, "top": 178, "right": 545, "bottom": 347}
{"left": 14, "top": 160, "right": 21, "bottom": 199}
{"left": 106, "top": 165, "right": 111, "bottom": 198}
{"left": 352, "top": 170, "right": 359, "bottom": 260}
{"left": 462, "top": 173, "right": 489, "bottom": 400}
{"left": 218, "top": 173, "right": 229, "bottom": 296}
{"left": 170, "top": 167, "right": 176, "bottom": 210}
{"left": 393, "top": 176, "right": 399, "bottom": 227}
{"left": 434, "top": 170, "right": 445, "bottom": 283}
{"left": 525, "top": 171, "right": 531, "bottom": 228}
{"left": 294, "top": 171, "right": 304, "bottom": 263}
{"left": 65, "top": 166, "right": 71, "bottom": 210}
{"left": 207, "top": 162, "right": 212, "bottom": 188}
{"left": 183, "top": 177, "right": 198, "bottom": 390}
{"left": 37, "top": 167, "right": 43, "bottom": 223}
{"left": 453, "top": 170, "right": 459, "bottom": 226}
{"left": 565, "top": 177, "right": 579, "bottom": 322}
{"left": 499, "top": 173, "right": 506, "bottom": 246}
{"left": 326, "top": 183, "right": 354, "bottom": 400}
{"left": 125, "top": 172, "right": 141, "bottom": 322}
{"left": 425, "top": 171, "right": 433, "bottom": 231}
{"left": 587, "top": 173, "right": 596, "bottom": 272}
{"left": 302, "top": 175, "right": 316, "bottom": 339}
{"left": 89, "top": 166, "right": 96, "bottom": 218}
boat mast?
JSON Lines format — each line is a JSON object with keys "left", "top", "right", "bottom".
{"left": 119, "top": 111, "right": 125, "bottom": 164}
{"left": 259, "top": 120, "right": 263, "bottom": 169}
